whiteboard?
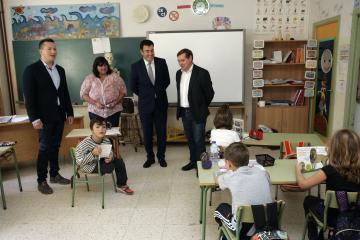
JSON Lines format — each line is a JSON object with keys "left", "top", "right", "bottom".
{"left": 148, "top": 30, "right": 245, "bottom": 104}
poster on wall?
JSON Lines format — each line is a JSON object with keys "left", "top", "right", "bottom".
{"left": 11, "top": 3, "right": 120, "bottom": 40}
{"left": 254, "top": 0, "right": 308, "bottom": 39}
{"left": 314, "top": 39, "right": 334, "bottom": 137}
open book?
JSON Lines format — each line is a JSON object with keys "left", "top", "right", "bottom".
{"left": 296, "top": 146, "right": 328, "bottom": 172}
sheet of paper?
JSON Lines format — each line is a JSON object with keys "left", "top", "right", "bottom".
{"left": 297, "top": 146, "right": 327, "bottom": 171}
{"left": 11, "top": 115, "right": 29, "bottom": 123}
{"left": 100, "top": 144, "right": 112, "bottom": 158}
{"left": 91, "top": 37, "right": 111, "bottom": 54}
{"left": 0, "top": 115, "right": 13, "bottom": 123}
{"left": 106, "top": 127, "right": 121, "bottom": 136}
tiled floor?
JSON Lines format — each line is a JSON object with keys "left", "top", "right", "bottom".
{"left": 0, "top": 144, "right": 312, "bottom": 239}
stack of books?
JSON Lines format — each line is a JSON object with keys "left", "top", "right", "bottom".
{"left": 291, "top": 89, "right": 305, "bottom": 106}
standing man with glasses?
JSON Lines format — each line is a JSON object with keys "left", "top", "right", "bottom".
{"left": 176, "top": 48, "right": 214, "bottom": 171}
{"left": 23, "top": 38, "right": 74, "bottom": 194}
{"left": 131, "top": 39, "right": 170, "bottom": 168}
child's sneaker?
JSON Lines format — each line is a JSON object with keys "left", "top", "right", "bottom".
{"left": 117, "top": 185, "right": 134, "bottom": 195}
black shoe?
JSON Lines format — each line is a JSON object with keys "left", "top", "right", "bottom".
{"left": 181, "top": 162, "right": 196, "bottom": 171}
{"left": 159, "top": 159, "right": 167, "bottom": 168}
{"left": 143, "top": 159, "right": 155, "bottom": 168}
{"left": 50, "top": 174, "right": 71, "bottom": 185}
{"left": 38, "top": 181, "right": 53, "bottom": 194}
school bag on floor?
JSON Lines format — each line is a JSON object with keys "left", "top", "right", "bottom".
{"left": 250, "top": 202, "right": 288, "bottom": 240}
{"left": 333, "top": 191, "right": 360, "bottom": 240}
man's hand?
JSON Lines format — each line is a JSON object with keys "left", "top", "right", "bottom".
{"left": 67, "top": 116, "right": 74, "bottom": 124}
{"left": 32, "top": 120, "right": 43, "bottom": 129}
{"left": 91, "top": 146, "right": 102, "bottom": 156}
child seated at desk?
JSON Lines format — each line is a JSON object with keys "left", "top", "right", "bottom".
{"left": 75, "top": 118, "right": 134, "bottom": 195}
{"left": 295, "top": 129, "right": 360, "bottom": 240}
{"left": 210, "top": 104, "right": 240, "bottom": 152}
{"left": 214, "top": 142, "right": 272, "bottom": 239}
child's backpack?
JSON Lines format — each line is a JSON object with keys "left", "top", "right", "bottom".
{"left": 333, "top": 191, "right": 360, "bottom": 240}
{"left": 250, "top": 202, "right": 289, "bottom": 240}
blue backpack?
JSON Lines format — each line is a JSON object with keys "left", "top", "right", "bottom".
{"left": 334, "top": 191, "right": 360, "bottom": 240}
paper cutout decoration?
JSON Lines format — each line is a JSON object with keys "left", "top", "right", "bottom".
{"left": 252, "top": 89, "right": 263, "bottom": 98}
{"left": 304, "top": 71, "right": 316, "bottom": 79}
{"left": 253, "top": 60, "right": 264, "bottom": 69}
{"left": 157, "top": 7, "right": 167, "bottom": 17}
{"left": 212, "top": 17, "right": 231, "bottom": 30}
{"left": 169, "top": 10, "right": 179, "bottom": 21}
{"left": 304, "top": 88, "right": 314, "bottom": 97}
{"left": 253, "top": 79, "right": 265, "bottom": 88}
{"left": 304, "top": 81, "right": 315, "bottom": 89}
{"left": 252, "top": 50, "right": 264, "bottom": 59}
{"left": 133, "top": 5, "right": 150, "bottom": 23}
{"left": 253, "top": 40, "right": 264, "bottom": 49}
{"left": 192, "top": 0, "right": 210, "bottom": 16}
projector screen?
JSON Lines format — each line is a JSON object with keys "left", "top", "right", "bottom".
{"left": 148, "top": 30, "right": 245, "bottom": 104}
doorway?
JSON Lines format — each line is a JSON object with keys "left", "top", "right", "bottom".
{"left": 344, "top": 9, "right": 360, "bottom": 133}
{"left": 312, "top": 17, "right": 339, "bottom": 137}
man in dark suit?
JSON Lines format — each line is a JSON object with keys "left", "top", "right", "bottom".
{"left": 23, "top": 38, "right": 74, "bottom": 194}
{"left": 131, "top": 39, "right": 170, "bottom": 168}
{"left": 176, "top": 48, "right": 215, "bottom": 171}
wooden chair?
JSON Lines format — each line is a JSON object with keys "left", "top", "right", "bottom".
{"left": 70, "top": 148, "right": 117, "bottom": 209}
{"left": 0, "top": 146, "right": 23, "bottom": 210}
{"left": 218, "top": 200, "right": 286, "bottom": 240}
{"left": 302, "top": 190, "right": 359, "bottom": 240}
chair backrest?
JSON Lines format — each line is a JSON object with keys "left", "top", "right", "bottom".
{"left": 70, "top": 147, "right": 77, "bottom": 173}
{"left": 234, "top": 200, "right": 286, "bottom": 237}
{"left": 323, "top": 190, "right": 359, "bottom": 229}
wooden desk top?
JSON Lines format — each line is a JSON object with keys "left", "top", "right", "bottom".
{"left": 66, "top": 127, "right": 121, "bottom": 138}
{"left": 242, "top": 133, "right": 325, "bottom": 147}
{"left": 197, "top": 159, "right": 316, "bottom": 187}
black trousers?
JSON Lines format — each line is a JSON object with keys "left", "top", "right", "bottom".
{"left": 139, "top": 108, "right": 167, "bottom": 161}
{"left": 214, "top": 203, "right": 252, "bottom": 240}
{"left": 93, "top": 158, "right": 128, "bottom": 186}
{"left": 89, "top": 111, "right": 121, "bottom": 127}
{"left": 37, "top": 120, "right": 64, "bottom": 183}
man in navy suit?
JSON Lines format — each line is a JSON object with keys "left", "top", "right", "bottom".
{"left": 23, "top": 38, "right": 74, "bottom": 194}
{"left": 131, "top": 40, "right": 170, "bottom": 168}
{"left": 176, "top": 48, "right": 214, "bottom": 171}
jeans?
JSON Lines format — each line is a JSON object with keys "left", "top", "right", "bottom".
{"left": 37, "top": 120, "right": 64, "bottom": 183}
{"left": 181, "top": 108, "right": 206, "bottom": 164}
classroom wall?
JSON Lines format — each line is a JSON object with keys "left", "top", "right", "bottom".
{"left": 3, "top": 0, "right": 309, "bottom": 130}
{"left": 308, "top": 0, "right": 354, "bottom": 134}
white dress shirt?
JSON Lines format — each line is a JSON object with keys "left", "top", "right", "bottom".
{"left": 180, "top": 64, "right": 193, "bottom": 108}
{"left": 42, "top": 60, "right": 60, "bottom": 105}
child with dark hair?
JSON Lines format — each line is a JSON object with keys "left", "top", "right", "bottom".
{"left": 214, "top": 142, "right": 272, "bottom": 239}
{"left": 210, "top": 105, "right": 240, "bottom": 149}
{"left": 75, "top": 118, "right": 133, "bottom": 195}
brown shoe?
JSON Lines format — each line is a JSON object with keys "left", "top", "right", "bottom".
{"left": 50, "top": 174, "right": 71, "bottom": 185}
{"left": 38, "top": 181, "right": 53, "bottom": 194}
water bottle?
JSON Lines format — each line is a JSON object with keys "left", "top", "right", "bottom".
{"left": 210, "top": 141, "right": 219, "bottom": 165}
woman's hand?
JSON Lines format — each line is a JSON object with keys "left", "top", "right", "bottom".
{"left": 95, "top": 101, "right": 105, "bottom": 109}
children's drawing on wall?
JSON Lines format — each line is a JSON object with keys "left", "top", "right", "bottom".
{"left": 11, "top": 3, "right": 120, "bottom": 40}
{"left": 254, "top": 0, "right": 307, "bottom": 39}
{"left": 314, "top": 39, "right": 334, "bottom": 136}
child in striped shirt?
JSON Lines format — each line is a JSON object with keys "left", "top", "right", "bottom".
{"left": 75, "top": 118, "right": 134, "bottom": 195}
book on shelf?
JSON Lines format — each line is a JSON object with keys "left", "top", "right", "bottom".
{"left": 290, "top": 89, "right": 305, "bottom": 106}
{"left": 283, "top": 51, "right": 292, "bottom": 63}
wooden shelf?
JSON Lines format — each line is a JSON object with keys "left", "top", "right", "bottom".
{"left": 264, "top": 40, "right": 307, "bottom": 43}
{"left": 263, "top": 84, "right": 305, "bottom": 88}
{"left": 257, "top": 105, "right": 306, "bottom": 109}
{"left": 264, "top": 63, "right": 305, "bottom": 66}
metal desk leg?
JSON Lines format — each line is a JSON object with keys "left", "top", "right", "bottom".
{"left": 0, "top": 168, "right": 6, "bottom": 210}
{"left": 275, "top": 185, "right": 279, "bottom": 200}
{"left": 12, "top": 150, "right": 22, "bottom": 192}
{"left": 201, "top": 186, "right": 210, "bottom": 240}
{"left": 200, "top": 187, "right": 204, "bottom": 224}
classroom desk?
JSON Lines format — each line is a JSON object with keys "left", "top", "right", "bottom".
{"left": 242, "top": 133, "right": 325, "bottom": 147}
{"left": 197, "top": 159, "right": 316, "bottom": 240}
{"left": 0, "top": 115, "right": 84, "bottom": 167}
{"left": 0, "top": 146, "right": 23, "bottom": 209}
{"left": 65, "top": 127, "right": 122, "bottom": 158}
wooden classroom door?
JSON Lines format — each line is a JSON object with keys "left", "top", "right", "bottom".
{"left": 313, "top": 19, "right": 338, "bottom": 137}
